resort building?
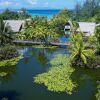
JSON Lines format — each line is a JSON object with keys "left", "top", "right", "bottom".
{"left": 76, "top": 22, "right": 96, "bottom": 36}
{"left": 64, "top": 22, "right": 100, "bottom": 37}
{"left": 4, "top": 20, "right": 25, "bottom": 32}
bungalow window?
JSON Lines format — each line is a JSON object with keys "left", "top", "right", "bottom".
{"left": 64, "top": 28, "right": 70, "bottom": 31}
{"left": 64, "top": 22, "right": 71, "bottom": 31}
{"left": 64, "top": 22, "right": 71, "bottom": 38}
{"left": 65, "top": 26, "right": 71, "bottom": 30}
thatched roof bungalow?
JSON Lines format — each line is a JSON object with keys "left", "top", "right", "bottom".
{"left": 4, "top": 20, "right": 25, "bottom": 32}
{"left": 64, "top": 22, "right": 100, "bottom": 37}
{"left": 76, "top": 22, "right": 96, "bottom": 36}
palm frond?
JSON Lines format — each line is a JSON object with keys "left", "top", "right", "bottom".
{"left": 81, "top": 53, "right": 87, "bottom": 64}
{"left": 82, "top": 49, "right": 94, "bottom": 57}
{"left": 70, "top": 51, "right": 78, "bottom": 61}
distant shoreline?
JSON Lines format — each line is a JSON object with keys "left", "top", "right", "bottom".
{"left": 27, "top": 9, "right": 60, "bottom": 18}
{"left": 0, "top": 9, "right": 61, "bottom": 11}
{"left": 0, "top": 9, "right": 60, "bottom": 18}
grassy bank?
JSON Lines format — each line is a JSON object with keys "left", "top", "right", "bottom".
{"left": 0, "top": 56, "right": 22, "bottom": 68}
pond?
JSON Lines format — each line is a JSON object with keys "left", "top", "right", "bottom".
{"left": 0, "top": 46, "right": 100, "bottom": 100}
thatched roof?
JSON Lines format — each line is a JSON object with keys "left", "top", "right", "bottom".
{"left": 76, "top": 22, "right": 96, "bottom": 36}
{"left": 4, "top": 20, "right": 25, "bottom": 32}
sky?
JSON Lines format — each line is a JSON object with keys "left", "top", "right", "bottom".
{"left": 0, "top": 0, "right": 84, "bottom": 9}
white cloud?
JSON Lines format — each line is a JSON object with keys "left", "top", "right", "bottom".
{"left": 0, "top": 1, "right": 13, "bottom": 6}
{"left": 15, "top": 2, "right": 20, "bottom": 6}
{"left": 27, "top": 0, "right": 37, "bottom": 5}
{"left": 45, "top": 2, "right": 49, "bottom": 6}
{"left": 0, "top": 0, "right": 21, "bottom": 6}
{"left": 44, "top": 2, "right": 49, "bottom": 7}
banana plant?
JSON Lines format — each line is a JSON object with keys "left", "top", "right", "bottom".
{"left": 70, "top": 32, "right": 94, "bottom": 64}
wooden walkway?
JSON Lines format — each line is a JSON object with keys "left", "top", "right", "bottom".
{"left": 13, "top": 40, "right": 70, "bottom": 46}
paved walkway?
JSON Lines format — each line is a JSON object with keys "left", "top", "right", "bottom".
{"left": 13, "top": 40, "right": 70, "bottom": 46}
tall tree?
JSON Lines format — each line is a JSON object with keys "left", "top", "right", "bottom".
{"left": 75, "top": 1, "right": 82, "bottom": 21}
{"left": 50, "top": 9, "right": 69, "bottom": 35}
{"left": 82, "top": 0, "right": 100, "bottom": 20}
{"left": 18, "top": 8, "right": 30, "bottom": 19}
{"left": 0, "top": 9, "right": 18, "bottom": 20}
{"left": 73, "top": 0, "right": 100, "bottom": 21}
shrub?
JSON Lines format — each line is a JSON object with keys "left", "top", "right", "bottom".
{"left": 34, "top": 66, "right": 76, "bottom": 95}
{"left": 70, "top": 33, "right": 94, "bottom": 65}
{"left": 0, "top": 45, "right": 19, "bottom": 61}
{"left": 96, "top": 90, "right": 100, "bottom": 100}
{"left": 87, "top": 56, "right": 100, "bottom": 69}
{"left": 71, "top": 56, "right": 85, "bottom": 68}
{"left": 96, "top": 84, "right": 100, "bottom": 100}
{"left": 71, "top": 55, "right": 100, "bottom": 69}
{"left": 0, "top": 56, "right": 22, "bottom": 67}
{"left": 95, "top": 26, "right": 100, "bottom": 54}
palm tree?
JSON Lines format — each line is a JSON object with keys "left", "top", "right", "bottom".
{"left": 95, "top": 26, "right": 100, "bottom": 54}
{"left": 0, "top": 19, "right": 14, "bottom": 45}
{"left": 70, "top": 33, "right": 94, "bottom": 65}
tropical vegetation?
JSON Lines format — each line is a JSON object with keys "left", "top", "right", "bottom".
{"left": 0, "top": 8, "right": 31, "bottom": 20}
{"left": 95, "top": 26, "right": 100, "bottom": 54}
{"left": 0, "top": 45, "right": 19, "bottom": 60}
{"left": 17, "top": 9, "right": 69, "bottom": 45}
{"left": 0, "top": 56, "right": 21, "bottom": 68}
{"left": 0, "top": 19, "right": 14, "bottom": 45}
{"left": 96, "top": 83, "right": 100, "bottom": 100}
{"left": 34, "top": 54, "right": 76, "bottom": 95}
{"left": 73, "top": 0, "right": 100, "bottom": 22}
{"left": 0, "top": 3, "right": 100, "bottom": 99}
{"left": 0, "top": 19, "right": 21, "bottom": 67}
{"left": 70, "top": 32, "right": 94, "bottom": 67}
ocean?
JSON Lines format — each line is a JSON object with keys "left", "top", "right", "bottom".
{"left": 0, "top": 9, "right": 60, "bottom": 19}
{"left": 27, "top": 9, "right": 60, "bottom": 19}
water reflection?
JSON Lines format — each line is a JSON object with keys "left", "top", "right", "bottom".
{"left": 37, "top": 52, "right": 49, "bottom": 67}
{"left": 31, "top": 48, "right": 53, "bottom": 67}
{"left": 0, "top": 90, "right": 21, "bottom": 100}
{"left": 71, "top": 67, "right": 100, "bottom": 99}
{"left": 17, "top": 47, "right": 28, "bottom": 55}
{"left": 19, "top": 47, "right": 70, "bottom": 72}
{"left": 30, "top": 47, "right": 70, "bottom": 66}
{"left": 71, "top": 68, "right": 100, "bottom": 84}
{"left": 23, "top": 57, "right": 30, "bottom": 65}
{"left": 0, "top": 65, "right": 17, "bottom": 84}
